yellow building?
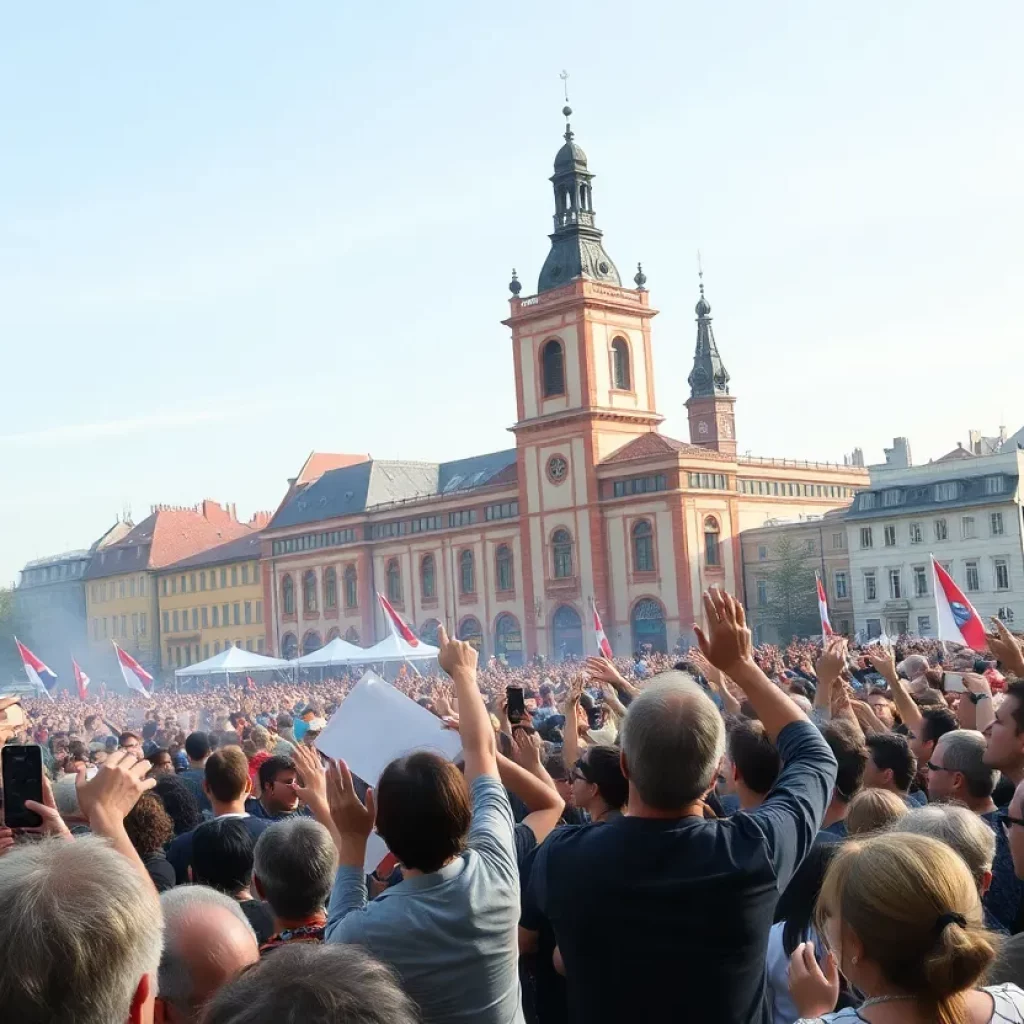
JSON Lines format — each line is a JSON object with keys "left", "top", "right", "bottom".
{"left": 157, "top": 532, "right": 265, "bottom": 672}
{"left": 85, "top": 501, "right": 263, "bottom": 680}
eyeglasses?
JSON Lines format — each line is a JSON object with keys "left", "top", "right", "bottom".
{"left": 571, "top": 758, "right": 591, "bottom": 783}
{"left": 925, "top": 762, "right": 955, "bottom": 773}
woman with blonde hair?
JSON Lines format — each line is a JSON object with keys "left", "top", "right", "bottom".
{"left": 789, "top": 832, "right": 1024, "bottom": 1023}
{"left": 844, "top": 788, "right": 908, "bottom": 837}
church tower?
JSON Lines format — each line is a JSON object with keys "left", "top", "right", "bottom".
{"left": 504, "top": 106, "right": 661, "bottom": 659}
{"left": 685, "top": 274, "right": 736, "bottom": 456}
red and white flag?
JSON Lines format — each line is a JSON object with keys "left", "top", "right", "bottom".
{"left": 72, "top": 659, "right": 90, "bottom": 701}
{"left": 932, "top": 557, "right": 987, "bottom": 650}
{"left": 113, "top": 642, "right": 154, "bottom": 696}
{"left": 815, "top": 574, "right": 833, "bottom": 636}
{"left": 377, "top": 592, "right": 420, "bottom": 646}
{"left": 15, "top": 639, "right": 57, "bottom": 700}
{"left": 591, "top": 599, "right": 614, "bottom": 659}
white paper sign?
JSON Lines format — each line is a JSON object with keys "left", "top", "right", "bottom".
{"left": 314, "top": 670, "right": 463, "bottom": 873}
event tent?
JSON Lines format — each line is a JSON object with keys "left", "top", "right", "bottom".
{"left": 348, "top": 632, "right": 439, "bottom": 664}
{"left": 174, "top": 645, "right": 292, "bottom": 678}
{"left": 293, "top": 636, "right": 366, "bottom": 667}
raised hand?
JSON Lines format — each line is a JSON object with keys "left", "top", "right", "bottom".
{"left": 512, "top": 728, "right": 543, "bottom": 771}
{"left": 432, "top": 682, "right": 455, "bottom": 719}
{"left": 562, "top": 675, "right": 585, "bottom": 715}
{"left": 689, "top": 648, "right": 723, "bottom": 689}
{"left": 865, "top": 645, "right": 898, "bottom": 686}
{"left": 693, "top": 588, "right": 752, "bottom": 675}
{"left": 438, "top": 626, "right": 478, "bottom": 680}
{"left": 815, "top": 636, "right": 848, "bottom": 690}
{"left": 989, "top": 618, "right": 1024, "bottom": 677}
{"left": 76, "top": 749, "right": 155, "bottom": 827}
{"left": 293, "top": 743, "right": 328, "bottom": 810}
{"left": 788, "top": 942, "right": 840, "bottom": 1019}
{"left": 22, "top": 775, "right": 73, "bottom": 840}
{"left": 326, "top": 758, "right": 376, "bottom": 842}
{"left": 584, "top": 657, "right": 627, "bottom": 689}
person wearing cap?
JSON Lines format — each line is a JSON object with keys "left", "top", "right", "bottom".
{"left": 293, "top": 706, "right": 319, "bottom": 742}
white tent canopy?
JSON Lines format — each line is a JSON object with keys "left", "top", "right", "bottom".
{"left": 294, "top": 636, "right": 367, "bottom": 667}
{"left": 175, "top": 645, "right": 292, "bottom": 678}
{"left": 348, "top": 632, "right": 439, "bottom": 664}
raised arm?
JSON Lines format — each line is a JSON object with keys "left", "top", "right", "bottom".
{"left": 560, "top": 675, "right": 585, "bottom": 774}
{"left": 989, "top": 618, "right": 1024, "bottom": 679}
{"left": 437, "top": 627, "right": 495, "bottom": 781}
{"left": 498, "top": 735, "right": 564, "bottom": 845}
{"left": 585, "top": 657, "right": 640, "bottom": 700}
{"left": 866, "top": 647, "right": 923, "bottom": 734}
{"left": 963, "top": 672, "right": 995, "bottom": 734}
{"left": 694, "top": 588, "right": 805, "bottom": 742}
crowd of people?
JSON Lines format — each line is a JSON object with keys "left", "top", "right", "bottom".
{"left": 5, "top": 598, "right": 1024, "bottom": 1023}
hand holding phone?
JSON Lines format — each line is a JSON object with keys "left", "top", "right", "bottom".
{"left": 2, "top": 745, "right": 43, "bottom": 828}
{"left": 505, "top": 685, "right": 526, "bottom": 725}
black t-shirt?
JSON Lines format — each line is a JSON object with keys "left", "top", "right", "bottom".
{"left": 167, "top": 815, "right": 273, "bottom": 884}
{"left": 521, "top": 720, "right": 836, "bottom": 1024}
{"left": 240, "top": 898, "right": 277, "bottom": 945}
{"left": 144, "top": 852, "right": 176, "bottom": 893}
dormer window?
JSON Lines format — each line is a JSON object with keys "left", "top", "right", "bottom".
{"left": 935, "top": 481, "right": 960, "bottom": 501}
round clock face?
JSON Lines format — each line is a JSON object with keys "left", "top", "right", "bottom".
{"left": 546, "top": 455, "right": 568, "bottom": 484}
{"left": 697, "top": 420, "right": 710, "bottom": 436}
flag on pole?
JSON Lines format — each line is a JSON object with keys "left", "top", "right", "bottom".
{"left": 591, "top": 599, "right": 614, "bottom": 659}
{"left": 377, "top": 593, "right": 420, "bottom": 646}
{"left": 815, "top": 574, "right": 833, "bottom": 636}
{"left": 15, "top": 639, "right": 57, "bottom": 699}
{"left": 113, "top": 642, "right": 154, "bottom": 696}
{"left": 932, "top": 556, "right": 987, "bottom": 650}
{"left": 72, "top": 659, "right": 90, "bottom": 701}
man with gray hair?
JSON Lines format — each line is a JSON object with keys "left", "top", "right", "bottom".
{"left": 521, "top": 589, "right": 837, "bottom": 1024}
{"left": 253, "top": 817, "right": 337, "bottom": 953}
{"left": 0, "top": 836, "right": 163, "bottom": 1024}
{"left": 157, "top": 885, "right": 259, "bottom": 1022}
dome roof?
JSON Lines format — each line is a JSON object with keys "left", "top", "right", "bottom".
{"left": 554, "top": 138, "right": 588, "bottom": 172}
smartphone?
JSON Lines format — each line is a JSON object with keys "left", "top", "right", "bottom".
{"left": 506, "top": 685, "right": 526, "bottom": 725}
{"left": 943, "top": 672, "right": 966, "bottom": 693}
{"left": 1, "top": 745, "right": 43, "bottom": 828}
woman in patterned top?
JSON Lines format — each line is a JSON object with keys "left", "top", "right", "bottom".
{"left": 789, "top": 832, "right": 1024, "bottom": 1023}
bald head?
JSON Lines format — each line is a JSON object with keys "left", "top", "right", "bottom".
{"left": 158, "top": 886, "right": 259, "bottom": 1023}
{"left": 620, "top": 672, "right": 725, "bottom": 811}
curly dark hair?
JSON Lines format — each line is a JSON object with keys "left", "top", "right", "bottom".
{"left": 152, "top": 773, "right": 203, "bottom": 835}
{"left": 123, "top": 792, "right": 174, "bottom": 855}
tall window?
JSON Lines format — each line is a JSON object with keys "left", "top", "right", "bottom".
{"left": 632, "top": 520, "right": 654, "bottom": 572}
{"left": 344, "top": 566, "right": 358, "bottom": 608}
{"left": 459, "top": 550, "right": 475, "bottom": 594}
{"left": 552, "top": 529, "right": 573, "bottom": 579}
{"left": 834, "top": 572, "right": 848, "bottom": 599}
{"left": 966, "top": 561, "right": 980, "bottom": 592}
{"left": 883, "top": 525, "right": 896, "bottom": 547}
{"left": 495, "top": 545, "right": 513, "bottom": 592}
{"left": 542, "top": 339, "right": 565, "bottom": 397}
{"left": 386, "top": 559, "right": 402, "bottom": 604}
{"left": 864, "top": 572, "right": 877, "bottom": 601}
{"left": 935, "top": 518, "right": 948, "bottom": 541}
{"left": 913, "top": 566, "right": 928, "bottom": 597}
{"left": 909, "top": 522, "right": 922, "bottom": 544}
{"left": 860, "top": 527, "right": 873, "bottom": 549}
{"left": 995, "top": 558, "right": 1010, "bottom": 591}
{"left": 888, "top": 569, "right": 902, "bottom": 599}
{"left": 324, "top": 568, "right": 337, "bottom": 609}
{"left": 421, "top": 555, "right": 436, "bottom": 600}
{"left": 303, "top": 570, "right": 317, "bottom": 613}
{"left": 704, "top": 517, "right": 721, "bottom": 567}
{"left": 992, "top": 512, "right": 1005, "bottom": 536}
{"left": 611, "top": 337, "right": 631, "bottom": 389}
{"left": 282, "top": 575, "right": 295, "bottom": 615}
{"left": 961, "top": 516, "right": 976, "bottom": 540}
{"left": 756, "top": 579, "right": 768, "bottom": 605}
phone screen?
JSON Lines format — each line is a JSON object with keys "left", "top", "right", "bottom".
{"left": 2, "top": 745, "right": 43, "bottom": 828}
{"left": 506, "top": 686, "right": 526, "bottom": 724}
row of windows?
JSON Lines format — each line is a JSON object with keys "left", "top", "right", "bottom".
{"left": 739, "top": 479, "right": 853, "bottom": 498}
{"left": 859, "top": 513, "right": 1005, "bottom": 549}
{"left": 283, "top": 567, "right": 358, "bottom": 615}
{"left": 541, "top": 336, "right": 633, "bottom": 398}
{"left": 688, "top": 473, "right": 728, "bottom": 490}
{"left": 162, "top": 600, "right": 263, "bottom": 634}
{"left": 485, "top": 501, "right": 519, "bottom": 521}
{"left": 169, "top": 637, "right": 265, "bottom": 667}
{"left": 92, "top": 613, "right": 147, "bottom": 641}
{"left": 25, "top": 561, "right": 86, "bottom": 585}
{"left": 757, "top": 570, "right": 850, "bottom": 608}
{"left": 91, "top": 575, "right": 148, "bottom": 603}
{"left": 611, "top": 473, "right": 668, "bottom": 499}
{"left": 859, "top": 475, "right": 1006, "bottom": 510}
{"left": 272, "top": 529, "right": 357, "bottom": 556}
{"left": 860, "top": 558, "right": 1013, "bottom": 601}
{"left": 159, "top": 563, "right": 260, "bottom": 596}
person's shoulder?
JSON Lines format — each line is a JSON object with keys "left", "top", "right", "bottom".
{"left": 245, "top": 815, "right": 274, "bottom": 835}
{"left": 794, "top": 1009, "right": 861, "bottom": 1023}
{"left": 983, "top": 982, "right": 1024, "bottom": 1014}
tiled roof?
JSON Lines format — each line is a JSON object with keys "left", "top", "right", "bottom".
{"left": 161, "top": 531, "right": 264, "bottom": 571}
{"left": 601, "top": 433, "right": 730, "bottom": 464}
{"left": 86, "top": 504, "right": 255, "bottom": 578}
{"left": 269, "top": 449, "right": 519, "bottom": 531}
{"left": 296, "top": 452, "right": 370, "bottom": 486}
{"left": 845, "top": 472, "right": 1020, "bottom": 521}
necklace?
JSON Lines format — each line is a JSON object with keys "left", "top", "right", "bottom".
{"left": 859, "top": 993, "right": 916, "bottom": 1009}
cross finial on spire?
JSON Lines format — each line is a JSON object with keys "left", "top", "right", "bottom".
{"left": 560, "top": 69, "right": 570, "bottom": 104}
{"left": 560, "top": 70, "right": 574, "bottom": 142}
{"left": 697, "top": 250, "right": 704, "bottom": 295}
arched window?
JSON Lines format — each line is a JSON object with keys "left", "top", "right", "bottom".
{"left": 494, "top": 613, "right": 523, "bottom": 666}
{"left": 495, "top": 544, "right": 514, "bottom": 592}
{"left": 282, "top": 575, "right": 295, "bottom": 615}
{"left": 213, "top": 641, "right": 221, "bottom": 655}
{"left": 704, "top": 516, "right": 721, "bottom": 567}
{"left": 611, "top": 337, "right": 631, "bottom": 390}
{"left": 281, "top": 633, "right": 298, "bottom": 660}
{"left": 458, "top": 616, "right": 484, "bottom": 653}
{"left": 631, "top": 598, "right": 667, "bottom": 654}
{"left": 421, "top": 555, "right": 436, "bottom": 600}
{"left": 552, "top": 529, "right": 573, "bottom": 579}
{"left": 420, "top": 618, "right": 441, "bottom": 646}
{"left": 302, "top": 631, "right": 322, "bottom": 656}
{"left": 460, "top": 550, "right": 475, "bottom": 595}
{"left": 344, "top": 626, "right": 360, "bottom": 644}
{"left": 343, "top": 565, "right": 358, "bottom": 609}
{"left": 323, "top": 567, "right": 337, "bottom": 609}
{"left": 551, "top": 605, "right": 583, "bottom": 660}
{"left": 542, "top": 339, "right": 565, "bottom": 397}
{"left": 632, "top": 520, "right": 655, "bottom": 572}
{"left": 326, "top": 627, "right": 341, "bottom": 642}
{"left": 303, "top": 570, "right": 318, "bottom": 613}
{"left": 386, "top": 559, "right": 402, "bottom": 604}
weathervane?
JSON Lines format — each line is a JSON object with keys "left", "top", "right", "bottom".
{"left": 560, "top": 69, "right": 570, "bottom": 104}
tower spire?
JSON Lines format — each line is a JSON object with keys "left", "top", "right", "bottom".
{"left": 536, "top": 79, "right": 620, "bottom": 294}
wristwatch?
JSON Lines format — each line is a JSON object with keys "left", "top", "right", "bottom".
{"left": 968, "top": 692, "right": 992, "bottom": 705}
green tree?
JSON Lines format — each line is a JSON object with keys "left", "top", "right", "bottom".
{"left": 758, "top": 535, "right": 822, "bottom": 642}
{"left": 0, "top": 587, "right": 24, "bottom": 681}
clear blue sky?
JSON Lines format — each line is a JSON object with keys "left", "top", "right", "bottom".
{"left": 3, "top": 2, "right": 1022, "bottom": 584}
